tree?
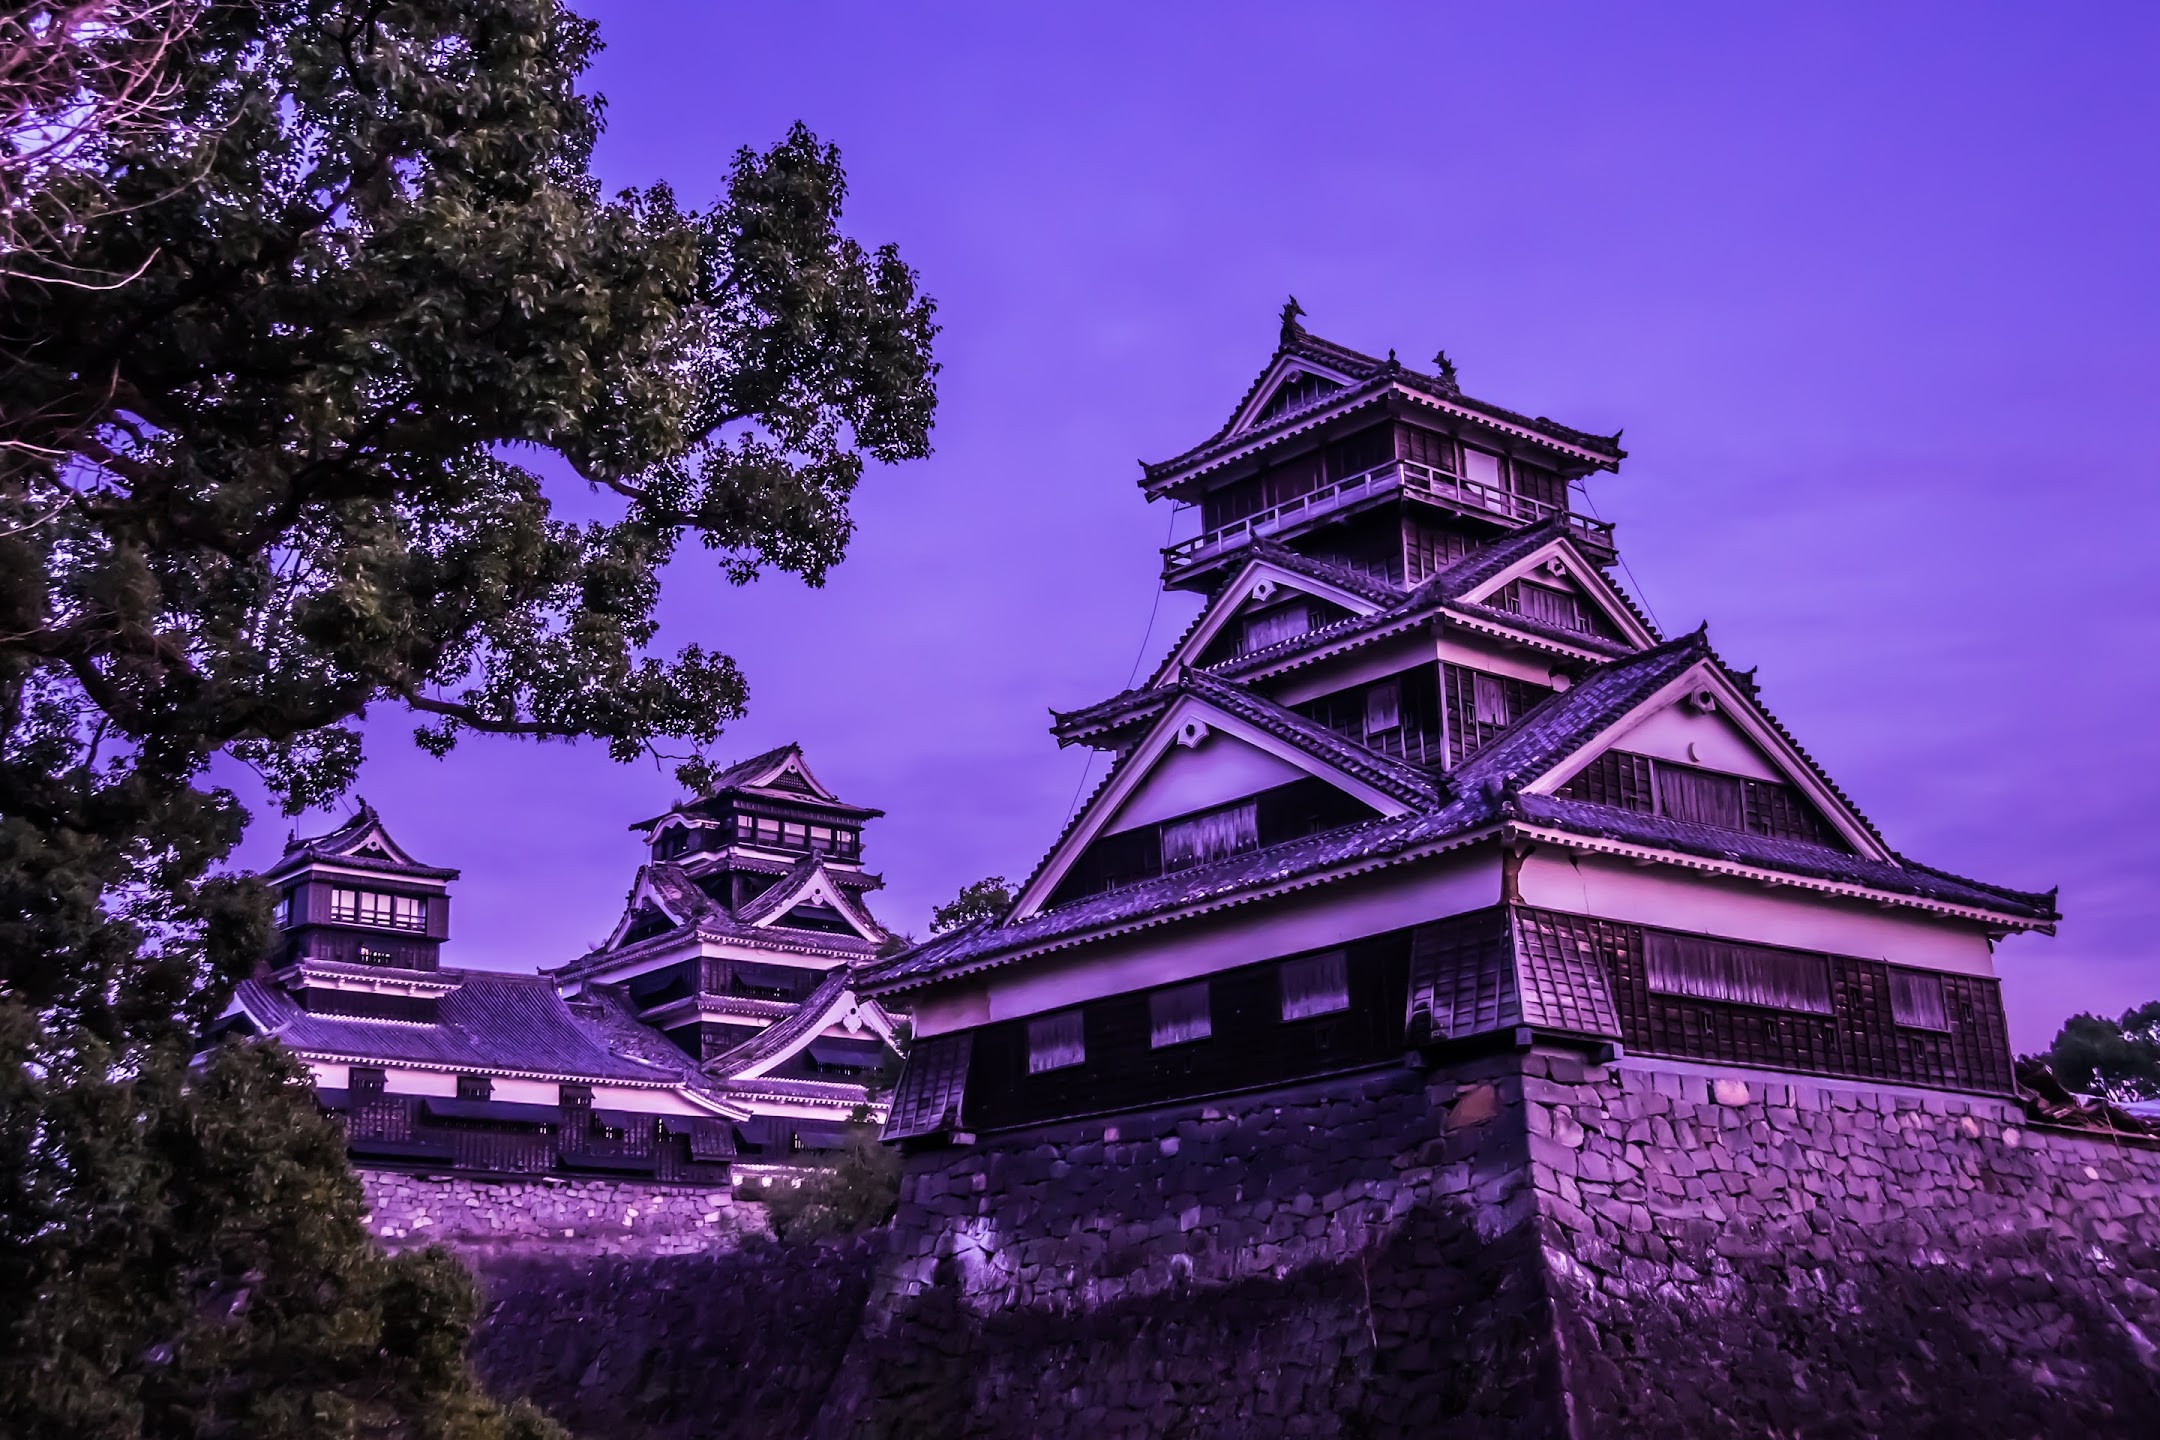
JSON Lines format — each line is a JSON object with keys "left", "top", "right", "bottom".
{"left": 757, "top": 1111, "right": 904, "bottom": 1244}
{"left": 2047, "top": 1003, "right": 2160, "bottom": 1103}
{"left": 0, "top": 0, "right": 937, "bottom": 1431}
{"left": 929, "top": 875, "right": 1013, "bottom": 934}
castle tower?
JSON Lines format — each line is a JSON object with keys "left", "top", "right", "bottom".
{"left": 865, "top": 316, "right": 2057, "bottom": 1143}
{"left": 261, "top": 799, "right": 457, "bottom": 976}
{"left": 551, "top": 744, "right": 904, "bottom": 1168}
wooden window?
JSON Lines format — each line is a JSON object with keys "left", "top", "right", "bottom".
{"left": 781, "top": 822, "right": 807, "bottom": 849}
{"left": 1404, "top": 519, "right": 1473, "bottom": 585}
{"left": 1656, "top": 765, "right": 1745, "bottom": 831}
{"left": 330, "top": 888, "right": 426, "bottom": 931}
{"left": 349, "top": 1066, "right": 386, "bottom": 1100}
{"left": 1027, "top": 1011, "right": 1086, "bottom": 1073}
{"left": 1149, "top": 982, "right": 1213, "bottom": 1048}
{"left": 1280, "top": 950, "right": 1350, "bottom": 1020}
{"left": 1364, "top": 679, "right": 1401, "bottom": 739}
{"left": 1890, "top": 969, "right": 1951, "bottom": 1031}
{"left": 1644, "top": 932, "right": 1833, "bottom": 1014}
{"left": 1399, "top": 425, "right": 1457, "bottom": 475}
{"left": 559, "top": 1083, "right": 593, "bottom": 1108}
{"left": 1742, "top": 779, "right": 1839, "bottom": 847}
{"left": 1161, "top": 800, "right": 1260, "bottom": 871}
{"left": 1557, "top": 751, "right": 1657, "bottom": 811}
{"left": 1240, "top": 602, "right": 1311, "bottom": 655}
{"left": 1511, "top": 462, "right": 1567, "bottom": 510}
{"left": 1515, "top": 581, "right": 1585, "bottom": 632}
{"left": 1472, "top": 672, "right": 1509, "bottom": 727}
{"left": 270, "top": 891, "right": 293, "bottom": 928}
{"left": 357, "top": 945, "right": 395, "bottom": 966}
{"left": 457, "top": 1074, "right": 493, "bottom": 1102}
{"left": 1325, "top": 426, "right": 1393, "bottom": 482}
{"left": 753, "top": 817, "right": 782, "bottom": 848}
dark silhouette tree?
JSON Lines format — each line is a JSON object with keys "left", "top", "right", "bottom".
{"left": 0, "top": 0, "right": 937, "bottom": 1431}
{"left": 930, "top": 875, "right": 1014, "bottom": 934}
{"left": 2047, "top": 1002, "right": 2160, "bottom": 1103}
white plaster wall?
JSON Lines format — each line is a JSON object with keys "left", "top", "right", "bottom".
{"left": 1606, "top": 703, "right": 1781, "bottom": 781}
{"left": 912, "top": 851, "right": 1503, "bottom": 1034}
{"left": 1104, "top": 734, "right": 1312, "bottom": 833}
{"left": 305, "top": 1060, "right": 717, "bottom": 1116}
{"left": 1517, "top": 850, "right": 1997, "bottom": 975}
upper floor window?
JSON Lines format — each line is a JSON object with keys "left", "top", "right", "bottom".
{"left": 270, "top": 892, "right": 293, "bottom": 928}
{"left": 1280, "top": 950, "right": 1350, "bottom": 1020}
{"left": 1889, "top": 969, "right": 1951, "bottom": 1031}
{"left": 1027, "top": 1010, "right": 1086, "bottom": 1073}
{"left": 348, "top": 1066, "right": 387, "bottom": 1101}
{"left": 1160, "top": 800, "right": 1259, "bottom": 872}
{"left": 1240, "top": 602, "right": 1311, "bottom": 656}
{"left": 1556, "top": 751, "right": 1845, "bottom": 850}
{"left": 1149, "top": 982, "right": 1213, "bottom": 1048}
{"left": 1644, "top": 931, "right": 1833, "bottom": 1015}
{"left": 457, "top": 1073, "right": 493, "bottom": 1102}
{"left": 1462, "top": 448, "right": 1504, "bottom": 490}
{"left": 330, "top": 888, "right": 426, "bottom": 931}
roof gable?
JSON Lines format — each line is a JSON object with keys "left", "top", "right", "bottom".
{"left": 704, "top": 970, "right": 900, "bottom": 1081}
{"left": 1226, "top": 355, "right": 1362, "bottom": 438}
{"left": 737, "top": 857, "right": 886, "bottom": 941}
{"left": 1515, "top": 652, "right": 1892, "bottom": 861}
{"left": 1448, "top": 533, "right": 1658, "bottom": 650}
{"left": 597, "top": 867, "right": 699, "bottom": 951}
{"left": 1011, "top": 684, "right": 1431, "bottom": 921}
{"left": 1151, "top": 553, "right": 1395, "bottom": 683}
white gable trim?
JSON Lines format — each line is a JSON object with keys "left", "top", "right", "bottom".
{"left": 746, "top": 863, "right": 885, "bottom": 942}
{"left": 1454, "top": 536, "right": 1657, "bottom": 649}
{"left": 1011, "top": 694, "right": 1416, "bottom": 921}
{"left": 1227, "top": 355, "right": 1361, "bottom": 437}
{"left": 741, "top": 747, "right": 841, "bottom": 801}
{"left": 599, "top": 870, "right": 692, "bottom": 950}
{"left": 1523, "top": 661, "right": 1892, "bottom": 862}
{"left": 1150, "top": 557, "right": 1390, "bottom": 685}
{"left": 724, "top": 985, "right": 899, "bottom": 1081}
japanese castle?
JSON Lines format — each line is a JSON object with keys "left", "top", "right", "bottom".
{"left": 867, "top": 306, "right": 2058, "bottom": 1141}
{"left": 222, "top": 746, "right": 901, "bottom": 1184}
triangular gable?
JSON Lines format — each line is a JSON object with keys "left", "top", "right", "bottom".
{"left": 1011, "top": 692, "right": 1420, "bottom": 920}
{"left": 1523, "top": 659, "right": 1890, "bottom": 861}
{"left": 737, "top": 745, "right": 840, "bottom": 802}
{"left": 1150, "top": 556, "right": 1392, "bottom": 684}
{"left": 1225, "top": 354, "right": 1361, "bottom": 438}
{"left": 1452, "top": 535, "right": 1657, "bottom": 650}
{"left": 320, "top": 810, "right": 423, "bottom": 867}
{"left": 599, "top": 868, "right": 694, "bottom": 950}
{"left": 710, "top": 981, "right": 901, "bottom": 1081}
{"left": 740, "top": 861, "right": 885, "bottom": 942}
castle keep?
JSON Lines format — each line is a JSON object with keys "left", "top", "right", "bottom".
{"left": 868, "top": 310, "right": 2050, "bottom": 1143}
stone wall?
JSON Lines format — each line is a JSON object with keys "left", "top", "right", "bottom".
{"left": 1523, "top": 1051, "right": 2160, "bottom": 1438}
{"left": 469, "top": 1240, "right": 881, "bottom": 1440}
{"left": 817, "top": 1058, "right": 1573, "bottom": 1439}
{"left": 357, "top": 1169, "right": 759, "bottom": 1257}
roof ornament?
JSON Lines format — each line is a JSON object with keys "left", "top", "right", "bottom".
{"left": 1430, "top": 349, "right": 1460, "bottom": 394}
{"left": 1278, "top": 295, "right": 1306, "bottom": 345}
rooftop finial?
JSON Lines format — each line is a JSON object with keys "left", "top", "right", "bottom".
{"left": 1431, "top": 348, "right": 1460, "bottom": 392}
{"left": 1279, "top": 295, "right": 1306, "bottom": 344}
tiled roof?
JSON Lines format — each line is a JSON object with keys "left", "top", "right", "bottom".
{"left": 1183, "top": 669, "right": 1442, "bottom": 807}
{"left": 233, "top": 970, "right": 687, "bottom": 1084}
{"left": 267, "top": 800, "right": 456, "bottom": 881}
{"left": 705, "top": 968, "right": 867, "bottom": 1079}
{"left": 1141, "top": 325, "right": 1626, "bottom": 485}
{"left": 554, "top": 862, "right": 881, "bottom": 979}
{"left": 731, "top": 855, "right": 883, "bottom": 936}
{"left": 866, "top": 624, "right": 2056, "bottom": 996}
{"left": 1241, "top": 537, "right": 1409, "bottom": 608}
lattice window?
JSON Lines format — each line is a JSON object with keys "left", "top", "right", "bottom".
{"left": 1742, "top": 778, "right": 1840, "bottom": 847}
{"left": 1557, "top": 751, "right": 1657, "bottom": 811}
{"left": 1161, "top": 800, "right": 1259, "bottom": 871}
{"left": 1026, "top": 1011, "right": 1086, "bottom": 1074}
{"left": 1889, "top": 969, "right": 1951, "bottom": 1031}
{"left": 1656, "top": 765, "right": 1746, "bottom": 831}
{"left": 1240, "top": 602, "right": 1311, "bottom": 655}
{"left": 1644, "top": 931, "right": 1833, "bottom": 1014}
{"left": 1148, "top": 982, "right": 1213, "bottom": 1048}
{"left": 1280, "top": 950, "right": 1350, "bottom": 1021}
{"left": 330, "top": 888, "right": 426, "bottom": 931}
{"left": 1441, "top": 664, "right": 1546, "bottom": 766}
{"left": 457, "top": 1073, "right": 493, "bottom": 1102}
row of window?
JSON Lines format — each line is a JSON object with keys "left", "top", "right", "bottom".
{"left": 1025, "top": 950, "right": 1352, "bottom": 1073}
{"left": 1643, "top": 930, "right": 1951, "bottom": 1032}
{"left": 330, "top": 888, "right": 428, "bottom": 931}
{"left": 655, "top": 816, "right": 862, "bottom": 861}
{"left": 1049, "top": 777, "right": 1376, "bottom": 904}
{"left": 1557, "top": 750, "right": 1844, "bottom": 849}
{"left": 1198, "top": 424, "right": 1570, "bottom": 534}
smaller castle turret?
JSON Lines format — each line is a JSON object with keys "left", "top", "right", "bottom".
{"left": 261, "top": 799, "right": 457, "bottom": 974}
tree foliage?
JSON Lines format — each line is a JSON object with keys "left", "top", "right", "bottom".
{"left": 758, "top": 1118, "right": 903, "bottom": 1244}
{"left": 2046, "top": 1003, "right": 2160, "bottom": 1103}
{"left": 0, "top": 0, "right": 937, "bottom": 1432}
{"left": 929, "top": 874, "right": 1012, "bottom": 934}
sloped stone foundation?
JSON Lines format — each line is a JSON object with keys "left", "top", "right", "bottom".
{"left": 462, "top": 1053, "right": 2160, "bottom": 1438}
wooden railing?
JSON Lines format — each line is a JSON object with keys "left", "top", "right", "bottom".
{"left": 339, "top": 1099, "right": 731, "bottom": 1183}
{"left": 1163, "top": 459, "right": 1615, "bottom": 575}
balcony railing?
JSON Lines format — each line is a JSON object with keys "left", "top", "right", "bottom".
{"left": 1163, "top": 459, "right": 1616, "bottom": 576}
{"left": 338, "top": 1096, "right": 732, "bottom": 1184}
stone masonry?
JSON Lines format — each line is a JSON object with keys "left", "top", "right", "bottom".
{"left": 456, "top": 1054, "right": 2160, "bottom": 1438}
{"left": 357, "top": 1169, "right": 759, "bottom": 1257}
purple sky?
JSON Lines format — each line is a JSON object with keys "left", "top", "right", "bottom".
{"left": 221, "top": 4, "right": 2159, "bottom": 1053}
